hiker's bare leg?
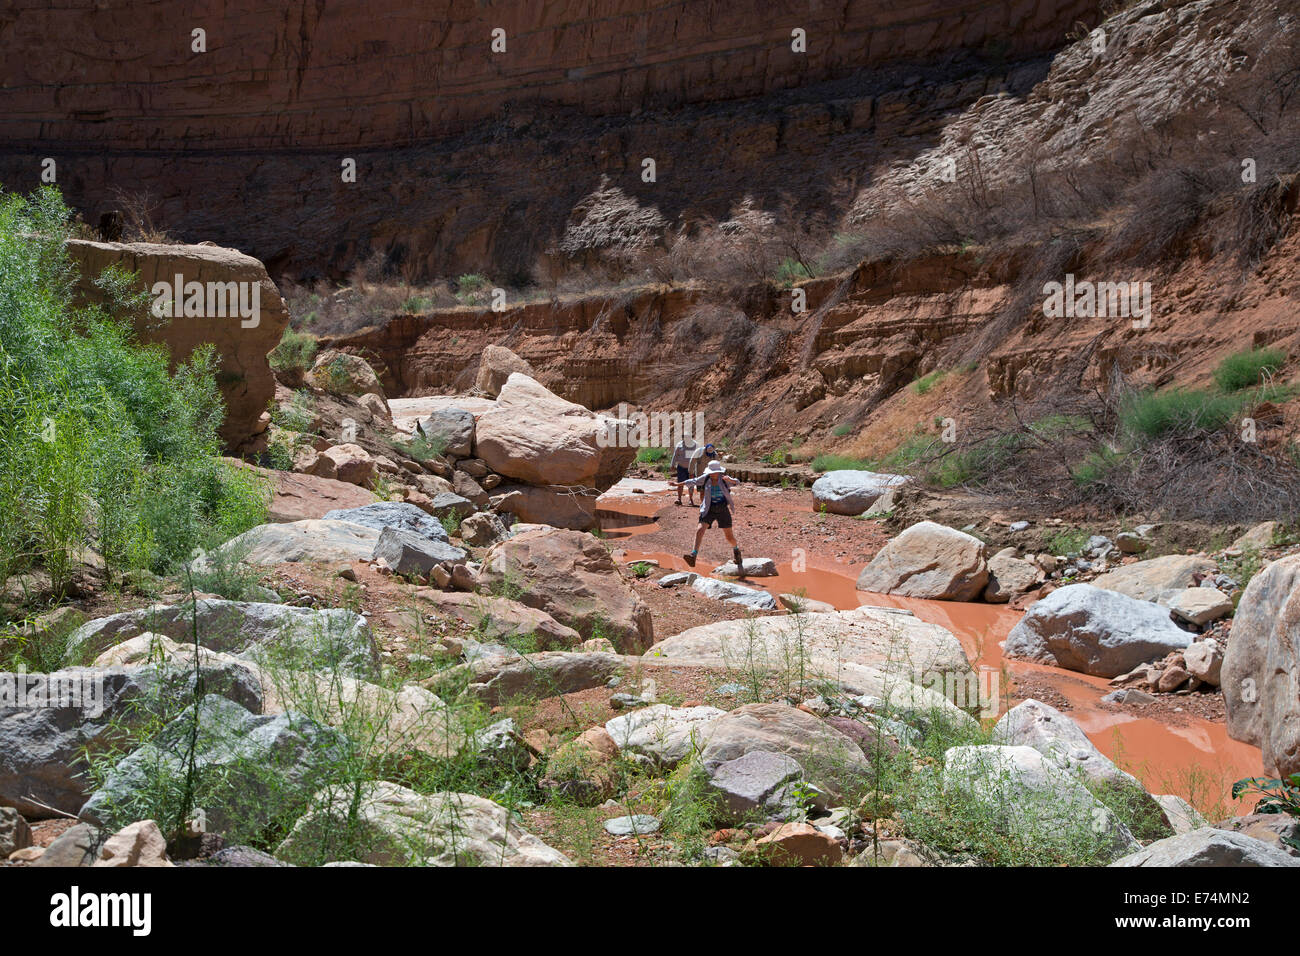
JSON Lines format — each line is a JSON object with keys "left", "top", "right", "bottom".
{"left": 694, "top": 524, "right": 707, "bottom": 552}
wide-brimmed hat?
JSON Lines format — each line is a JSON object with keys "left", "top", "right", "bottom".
{"left": 704, "top": 460, "right": 726, "bottom": 475}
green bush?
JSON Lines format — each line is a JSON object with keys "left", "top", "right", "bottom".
{"left": 1119, "top": 388, "right": 1242, "bottom": 440}
{"left": 1213, "top": 347, "right": 1286, "bottom": 392}
{"left": 831, "top": 423, "right": 853, "bottom": 438}
{"left": 931, "top": 434, "right": 1024, "bottom": 488}
{"left": 268, "top": 327, "right": 318, "bottom": 373}
{"left": 0, "top": 185, "right": 267, "bottom": 591}
{"left": 636, "top": 446, "right": 668, "bottom": 464}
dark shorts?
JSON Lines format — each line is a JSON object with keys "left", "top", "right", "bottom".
{"left": 676, "top": 465, "right": 689, "bottom": 482}
{"left": 701, "top": 503, "right": 732, "bottom": 529}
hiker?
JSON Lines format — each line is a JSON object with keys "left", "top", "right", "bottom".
{"left": 672, "top": 460, "right": 745, "bottom": 572}
{"left": 669, "top": 434, "right": 700, "bottom": 506}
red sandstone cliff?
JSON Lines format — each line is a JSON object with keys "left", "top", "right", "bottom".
{"left": 0, "top": 1, "right": 1104, "bottom": 278}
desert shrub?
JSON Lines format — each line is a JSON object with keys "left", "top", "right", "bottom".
{"left": 270, "top": 389, "right": 318, "bottom": 435}
{"left": 1213, "top": 347, "right": 1286, "bottom": 393}
{"left": 0, "top": 186, "right": 266, "bottom": 591}
{"left": 1119, "top": 388, "right": 1243, "bottom": 440}
{"left": 268, "top": 327, "right": 318, "bottom": 373}
{"left": 454, "top": 273, "right": 491, "bottom": 305}
{"left": 931, "top": 433, "right": 1025, "bottom": 488}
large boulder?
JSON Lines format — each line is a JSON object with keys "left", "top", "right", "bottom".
{"left": 1109, "top": 828, "right": 1300, "bottom": 867}
{"left": 811, "top": 470, "right": 908, "bottom": 516}
{"left": 99, "top": 639, "right": 464, "bottom": 761}
{"left": 65, "top": 238, "right": 290, "bottom": 449}
{"left": 698, "top": 703, "right": 869, "bottom": 802}
{"left": 491, "top": 484, "right": 598, "bottom": 531}
{"left": 944, "top": 745, "right": 1138, "bottom": 861}
{"left": 264, "top": 469, "right": 376, "bottom": 522}
{"left": 690, "top": 576, "right": 779, "bottom": 610}
{"left": 459, "top": 511, "right": 508, "bottom": 548}
{"left": 855, "top": 521, "right": 989, "bottom": 601}
{"left": 1223, "top": 554, "right": 1300, "bottom": 778}
{"left": 0, "top": 663, "right": 266, "bottom": 818}
{"left": 605, "top": 704, "right": 726, "bottom": 767}
{"left": 435, "top": 651, "right": 629, "bottom": 707}
{"left": 63, "top": 600, "right": 378, "bottom": 674}
{"left": 474, "top": 374, "right": 635, "bottom": 490}
{"left": 477, "top": 528, "right": 653, "bottom": 652}
{"left": 993, "top": 699, "right": 1168, "bottom": 832}
{"left": 80, "top": 695, "right": 346, "bottom": 835}
{"left": 422, "top": 492, "right": 476, "bottom": 521}
{"left": 412, "top": 590, "right": 581, "bottom": 649}
{"left": 322, "top": 502, "right": 450, "bottom": 543}
{"left": 276, "top": 780, "right": 570, "bottom": 866}
{"left": 416, "top": 407, "right": 475, "bottom": 458}
{"left": 1091, "top": 554, "right": 1217, "bottom": 604}
{"left": 1166, "top": 588, "right": 1233, "bottom": 626}
{"left": 707, "top": 750, "right": 805, "bottom": 823}
{"left": 474, "top": 345, "right": 535, "bottom": 399}
{"left": 983, "top": 548, "right": 1041, "bottom": 603}
{"left": 1003, "top": 583, "right": 1190, "bottom": 678}
{"left": 648, "top": 607, "right": 973, "bottom": 720}
{"left": 372, "top": 526, "right": 467, "bottom": 577}
{"left": 1214, "top": 813, "right": 1300, "bottom": 856}
{"left": 199, "top": 519, "right": 380, "bottom": 567}
{"left": 318, "top": 443, "right": 375, "bottom": 486}
{"left": 304, "top": 349, "right": 386, "bottom": 399}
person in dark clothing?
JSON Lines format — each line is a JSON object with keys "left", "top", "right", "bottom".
{"left": 669, "top": 436, "right": 700, "bottom": 506}
{"left": 671, "top": 460, "right": 744, "bottom": 573}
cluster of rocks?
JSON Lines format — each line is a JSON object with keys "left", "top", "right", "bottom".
{"left": 0, "top": 591, "right": 576, "bottom": 867}
{"left": 268, "top": 346, "right": 636, "bottom": 537}
{"left": 408, "top": 359, "right": 637, "bottom": 531}
{"left": 854, "top": 519, "right": 1042, "bottom": 603}
{"left": 1106, "top": 638, "right": 1224, "bottom": 698}
{"left": 527, "top": 666, "right": 1299, "bottom": 867}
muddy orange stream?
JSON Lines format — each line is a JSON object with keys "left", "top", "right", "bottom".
{"left": 599, "top": 491, "right": 1262, "bottom": 814}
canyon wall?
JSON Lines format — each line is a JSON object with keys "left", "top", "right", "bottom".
{"left": 0, "top": 0, "right": 1103, "bottom": 278}
{"left": 2, "top": 0, "right": 1102, "bottom": 149}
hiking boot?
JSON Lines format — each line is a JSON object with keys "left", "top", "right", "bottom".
{"left": 733, "top": 548, "right": 744, "bottom": 574}
{"left": 683, "top": 551, "right": 697, "bottom": 567}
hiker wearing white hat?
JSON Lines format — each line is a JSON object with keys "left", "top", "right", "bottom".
{"left": 670, "top": 460, "right": 745, "bottom": 572}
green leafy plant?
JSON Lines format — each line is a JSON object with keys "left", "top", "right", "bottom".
{"left": 628, "top": 561, "right": 653, "bottom": 579}
{"left": 1233, "top": 773, "right": 1300, "bottom": 819}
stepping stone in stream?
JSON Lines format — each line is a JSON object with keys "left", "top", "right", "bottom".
{"left": 713, "top": 557, "right": 778, "bottom": 577}
{"left": 604, "top": 815, "right": 660, "bottom": 836}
